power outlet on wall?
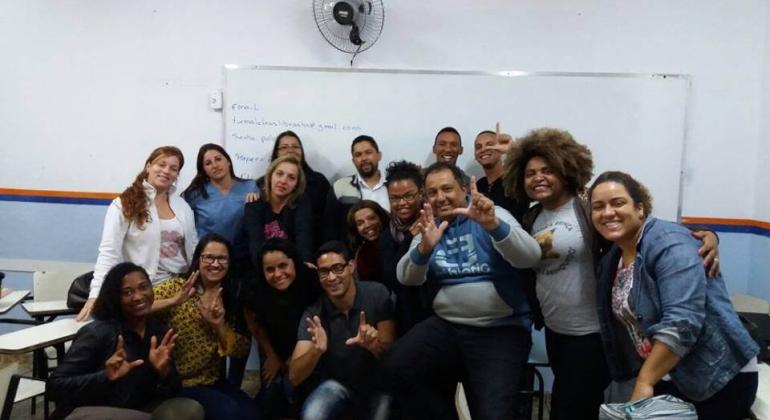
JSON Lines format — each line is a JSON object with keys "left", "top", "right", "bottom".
{"left": 209, "top": 90, "right": 222, "bottom": 110}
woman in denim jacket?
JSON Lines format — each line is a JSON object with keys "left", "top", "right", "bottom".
{"left": 588, "top": 171, "right": 759, "bottom": 420}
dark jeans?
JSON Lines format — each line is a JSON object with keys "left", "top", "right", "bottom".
{"left": 226, "top": 351, "right": 250, "bottom": 387}
{"left": 383, "top": 315, "right": 532, "bottom": 420}
{"left": 655, "top": 371, "right": 758, "bottom": 420}
{"left": 545, "top": 327, "right": 609, "bottom": 420}
{"left": 178, "top": 382, "right": 260, "bottom": 420}
{"left": 255, "top": 372, "right": 296, "bottom": 419}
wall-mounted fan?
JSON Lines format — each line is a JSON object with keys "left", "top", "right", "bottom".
{"left": 313, "top": 0, "right": 385, "bottom": 63}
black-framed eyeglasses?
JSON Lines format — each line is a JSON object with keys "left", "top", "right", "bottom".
{"left": 389, "top": 191, "right": 420, "bottom": 204}
{"left": 318, "top": 263, "right": 348, "bottom": 278}
{"left": 201, "top": 254, "right": 230, "bottom": 265}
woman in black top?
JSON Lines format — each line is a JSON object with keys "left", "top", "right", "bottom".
{"left": 259, "top": 130, "right": 331, "bottom": 250}
{"left": 244, "top": 156, "right": 314, "bottom": 264}
{"left": 242, "top": 239, "right": 321, "bottom": 419}
{"left": 47, "top": 262, "right": 203, "bottom": 420}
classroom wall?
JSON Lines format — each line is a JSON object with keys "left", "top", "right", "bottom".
{"left": 1, "top": 2, "right": 769, "bottom": 294}
{"left": 749, "top": 4, "right": 770, "bottom": 298}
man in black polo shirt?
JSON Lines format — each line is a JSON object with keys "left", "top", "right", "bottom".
{"left": 289, "top": 240, "right": 395, "bottom": 420}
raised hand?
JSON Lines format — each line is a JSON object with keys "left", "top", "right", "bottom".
{"left": 306, "top": 315, "right": 327, "bottom": 354}
{"left": 104, "top": 335, "right": 144, "bottom": 381}
{"left": 245, "top": 192, "right": 260, "bottom": 203}
{"left": 172, "top": 271, "right": 198, "bottom": 306}
{"left": 489, "top": 122, "right": 514, "bottom": 154}
{"left": 416, "top": 202, "right": 449, "bottom": 255}
{"left": 197, "top": 288, "right": 225, "bottom": 330}
{"left": 451, "top": 177, "right": 499, "bottom": 230}
{"left": 345, "top": 311, "right": 380, "bottom": 353}
{"left": 148, "top": 329, "right": 177, "bottom": 378}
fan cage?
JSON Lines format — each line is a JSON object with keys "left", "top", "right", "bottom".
{"left": 313, "top": 0, "right": 384, "bottom": 54}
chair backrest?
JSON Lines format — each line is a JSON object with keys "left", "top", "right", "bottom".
{"left": 33, "top": 269, "right": 89, "bottom": 302}
{"left": 0, "top": 362, "right": 18, "bottom": 411}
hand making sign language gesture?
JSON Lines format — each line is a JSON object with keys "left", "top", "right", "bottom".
{"left": 172, "top": 271, "right": 198, "bottom": 306}
{"left": 489, "top": 122, "right": 514, "bottom": 154}
{"left": 148, "top": 329, "right": 178, "bottom": 379}
{"left": 305, "top": 315, "right": 328, "bottom": 354}
{"left": 415, "top": 202, "right": 449, "bottom": 256}
{"left": 345, "top": 311, "right": 383, "bottom": 356}
{"left": 105, "top": 335, "right": 145, "bottom": 381}
{"left": 451, "top": 176, "right": 500, "bottom": 231}
{"left": 105, "top": 330, "right": 178, "bottom": 381}
{"left": 197, "top": 288, "right": 225, "bottom": 330}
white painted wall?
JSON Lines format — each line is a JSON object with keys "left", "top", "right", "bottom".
{"left": 757, "top": 3, "right": 770, "bottom": 222}
{"left": 0, "top": 0, "right": 768, "bottom": 221}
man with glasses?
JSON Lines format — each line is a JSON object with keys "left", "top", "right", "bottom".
{"left": 289, "top": 241, "right": 395, "bottom": 420}
{"left": 384, "top": 162, "right": 541, "bottom": 420}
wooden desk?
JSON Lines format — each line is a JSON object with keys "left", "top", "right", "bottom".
{"left": 0, "top": 291, "right": 30, "bottom": 315}
{"left": 22, "top": 300, "right": 76, "bottom": 323}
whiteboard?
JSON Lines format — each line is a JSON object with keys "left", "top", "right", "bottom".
{"left": 224, "top": 66, "right": 690, "bottom": 220}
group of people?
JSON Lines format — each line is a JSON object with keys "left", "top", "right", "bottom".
{"left": 45, "top": 126, "right": 760, "bottom": 420}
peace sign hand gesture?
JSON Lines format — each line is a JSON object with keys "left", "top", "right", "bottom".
{"left": 104, "top": 335, "right": 144, "bottom": 381}
{"left": 197, "top": 288, "right": 225, "bottom": 331}
{"left": 148, "top": 329, "right": 178, "bottom": 378}
{"left": 345, "top": 311, "right": 380, "bottom": 353}
{"left": 416, "top": 202, "right": 449, "bottom": 255}
{"left": 306, "top": 315, "right": 327, "bottom": 354}
{"left": 451, "top": 177, "right": 499, "bottom": 231}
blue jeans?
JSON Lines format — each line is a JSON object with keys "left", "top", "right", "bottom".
{"left": 178, "top": 382, "right": 260, "bottom": 420}
{"left": 301, "top": 379, "right": 391, "bottom": 420}
{"left": 383, "top": 315, "right": 532, "bottom": 420}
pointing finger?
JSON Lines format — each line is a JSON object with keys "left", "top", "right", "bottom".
{"left": 359, "top": 311, "right": 367, "bottom": 328}
{"left": 127, "top": 359, "right": 144, "bottom": 370}
{"left": 469, "top": 176, "right": 478, "bottom": 196}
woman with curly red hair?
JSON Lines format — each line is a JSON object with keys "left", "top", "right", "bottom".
{"left": 78, "top": 146, "right": 198, "bottom": 321}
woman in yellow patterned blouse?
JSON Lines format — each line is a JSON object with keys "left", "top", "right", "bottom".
{"left": 152, "top": 233, "right": 258, "bottom": 420}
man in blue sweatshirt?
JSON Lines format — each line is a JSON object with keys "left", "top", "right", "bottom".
{"left": 383, "top": 162, "right": 541, "bottom": 420}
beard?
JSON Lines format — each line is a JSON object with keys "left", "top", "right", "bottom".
{"left": 358, "top": 163, "right": 377, "bottom": 178}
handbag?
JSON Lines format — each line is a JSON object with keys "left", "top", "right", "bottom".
{"left": 599, "top": 394, "right": 697, "bottom": 419}
{"left": 66, "top": 271, "right": 94, "bottom": 310}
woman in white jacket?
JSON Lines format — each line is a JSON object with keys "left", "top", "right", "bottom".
{"left": 77, "top": 146, "right": 198, "bottom": 321}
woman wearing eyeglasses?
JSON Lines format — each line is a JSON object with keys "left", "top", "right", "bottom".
{"left": 152, "top": 234, "right": 258, "bottom": 420}
{"left": 384, "top": 161, "right": 432, "bottom": 335}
